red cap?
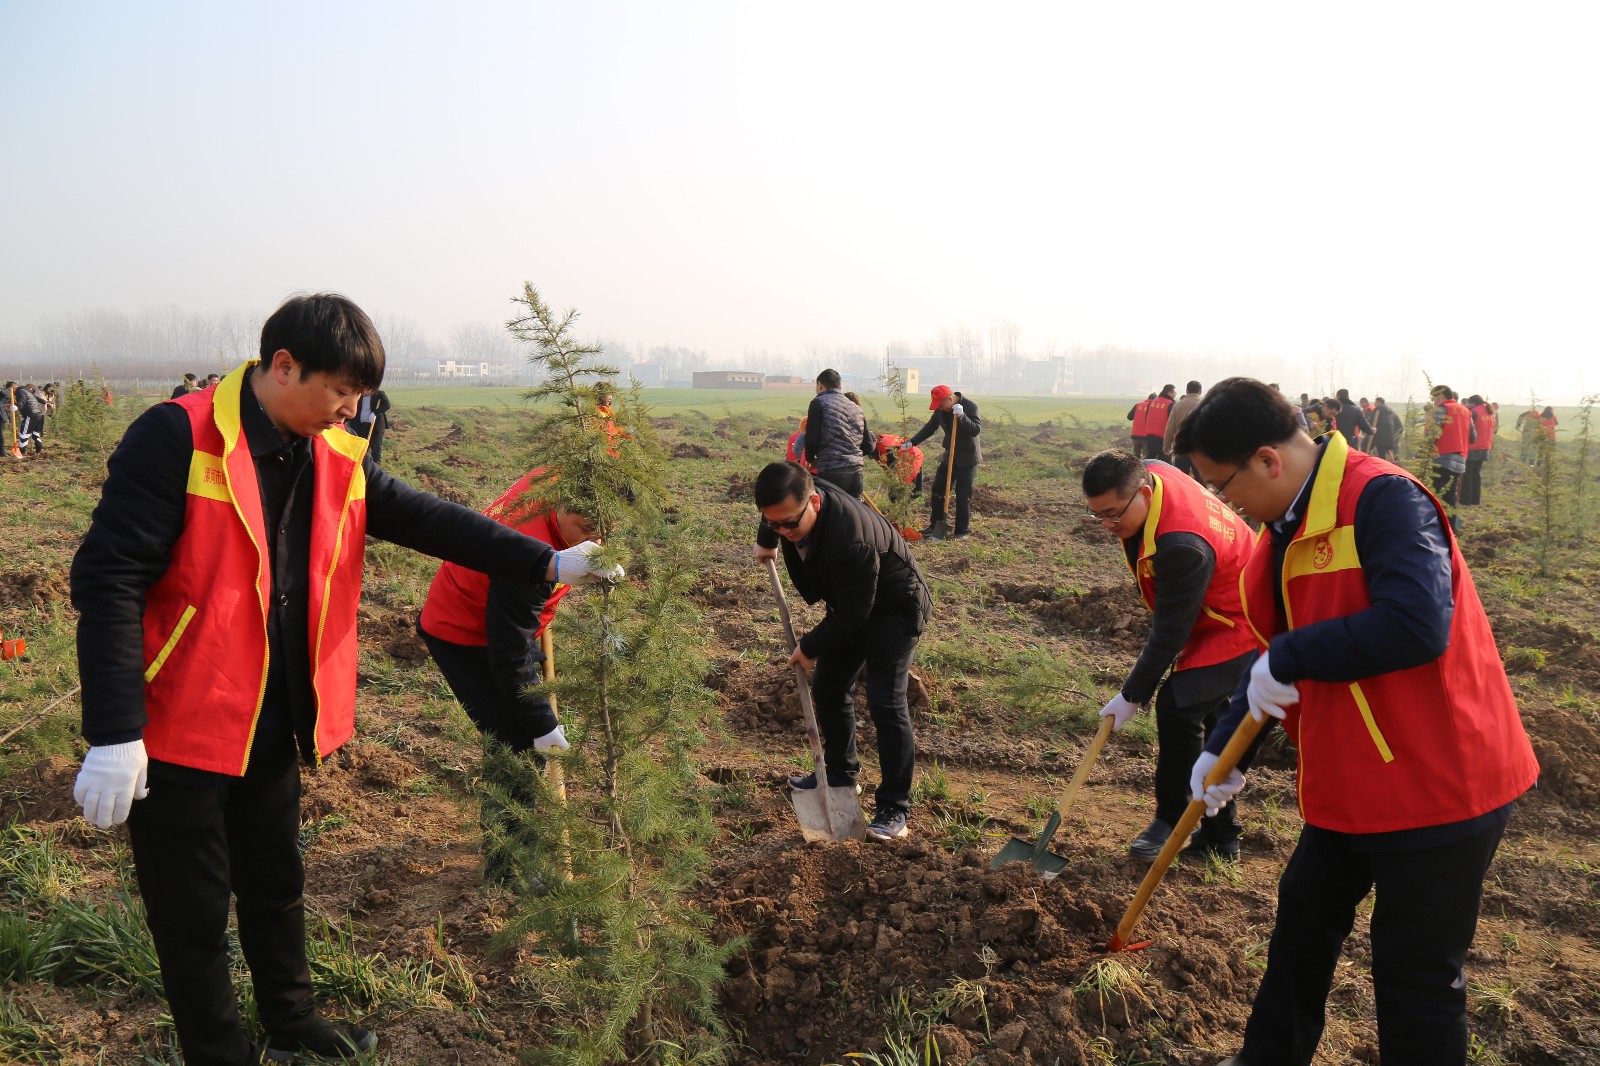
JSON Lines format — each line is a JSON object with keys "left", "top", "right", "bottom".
{"left": 929, "top": 384, "right": 952, "bottom": 411}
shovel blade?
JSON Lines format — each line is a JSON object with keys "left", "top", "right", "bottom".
{"left": 790, "top": 785, "right": 868, "bottom": 843}
{"left": 991, "top": 836, "right": 1071, "bottom": 878}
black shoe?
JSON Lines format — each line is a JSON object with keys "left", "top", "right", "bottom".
{"left": 788, "top": 772, "right": 860, "bottom": 794}
{"left": 953, "top": 530, "right": 971, "bottom": 539}
{"left": 264, "top": 1019, "right": 377, "bottom": 1062}
{"left": 1128, "top": 818, "right": 1175, "bottom": 860}
{"left": 1182, "top": 833, "right": 1241, "bottom": 862}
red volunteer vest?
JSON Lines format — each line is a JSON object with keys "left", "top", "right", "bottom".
{"left": 1541, "top": 415, "right": 1557, "bottom": 440}
{"left": 1144, "top": 396, "right": 1175, "bottom": 438}
{"left": 1127, "top": 464, "right": 1258, "bottom": 671}
{"left": 1239, "top": 434, "right": 1539, "bottom": 833}
{"left": 1469, "top": 405, "right": 1495, "bottom": 454}
{"left": 1435, "top": 399, "right": 1471, "bottom": 456}
{"left": 1130, "top": 400, "right": 1152, "bottom": 437}
{"left": 419, "top": 469, "right": 571, "bottom": 645}
{"left": 875, "top": 433, "right": 924, "bottom": 483}
{"left": 141, "top": 363, "right": 370, "bottom": 775}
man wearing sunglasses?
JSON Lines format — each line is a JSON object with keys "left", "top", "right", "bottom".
{"left": 1174, "top": 377, "right": 1538, "bottom": 1066}
{"left": 1081, "top": 448, "right": 1258, "bottom": 862}
{"left": 753, "top": 461, "right": 932, "bottom": 842}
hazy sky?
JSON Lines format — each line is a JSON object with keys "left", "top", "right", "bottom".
{"left": 2, "top": 2, "right": 1597, "bottom": 399}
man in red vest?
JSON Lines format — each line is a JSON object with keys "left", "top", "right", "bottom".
{"left": 68, "top": 294, "right": 619, "bottom": 1066}
{"left": 1142, "top": 384, "right": 1177, "bottom": 459}
{"left": 418, "top": 469, "right": 622, "bottom": 887}
{"left": 1083, "top": 449, "right": 1258, "bottom": 860}
{"left": 1174, "top": 377, "right": 1538, "bottom": 1066}
{"left": 1126, "top": 392, "right": 1155, "bottom": 458}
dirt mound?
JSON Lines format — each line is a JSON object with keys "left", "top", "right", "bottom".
{"left": 418, "top": 471, "right": 473, "bottom": 506}
{"left": 725, "top": 473, "right": 756, "bottom": 500}
{"left": 1015, "top": 584, "right": 1148, "bottom": 656}
{"left": 704, "top": 838, "right": 1257, "bottom": 1064}
{"left": 674, "top": 442, "right": 714, "bottom": 459}
{"left": 718, "top": 662, "right": 932, "bottom": 738}
{"left": 0, "top": 756, "right": 83, "bottom": 824}
{"left": 0, "top": 566, "right": 71, "bottom": 609}
{"left": 360, "top": 605, "right": 429, "bottom": 664}
{"left": 1521, "top": 701, "right": 1600, "bottom": 809}
{"left": 971, "top": 486, "right": 1031, "bottom": 518}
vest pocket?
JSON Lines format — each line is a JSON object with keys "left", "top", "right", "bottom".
{"left": 1202, "top": 606, "right": 1237, "bottom": 628}
{"left": 144, "top": 605, "right": 198, "bottom": 683}
{"left": 1348, "top": 682, "right": 1395, "bottom": 763}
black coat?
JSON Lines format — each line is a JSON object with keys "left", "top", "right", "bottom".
{"left": 757, "top": 482, "right": 931, "bottom": 658}
{"left": 909, "top": 407, "right": 981, "bottom": 468}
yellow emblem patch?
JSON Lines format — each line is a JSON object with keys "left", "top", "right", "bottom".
{"left": 1313, "top": 536, "right": 1334, "bottom": 570}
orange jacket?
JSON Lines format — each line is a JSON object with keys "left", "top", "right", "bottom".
{"left": 419, "top": 469, "right": 571, "bottom": 645}
{"left": 1127, "top": 464, "right": 1258, "bottom": 671}
{"left": 141, "top": 365, "right": 370, "bottom": 775}
{"left": 1239, "top": 434, "right": 1539, "bottom": 833}
{"left": 874, "top": 432, "right": 924, "bottom": 482}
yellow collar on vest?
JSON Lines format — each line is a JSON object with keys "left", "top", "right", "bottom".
{"left": 1300, "top": 431, "right": 1350, "bottom": 538}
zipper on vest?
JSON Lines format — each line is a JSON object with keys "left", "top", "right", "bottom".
{"left": 222, "top": 447, "right": 272, "bottom": 777}
{"left": 310, "top": 466, "right": 361, "bottom": 766}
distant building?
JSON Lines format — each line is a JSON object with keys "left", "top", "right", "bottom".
{"left": 436, "top": 360, "right": 515, "bottom": 380}
{"left": 887, "top": 366, "right": 921, "bottom": 395}
{"left": 628, "top": 361, "right": 664, "bottom": 387}
{"left": 692, "top": 370, "right": 764, "bottom": 390}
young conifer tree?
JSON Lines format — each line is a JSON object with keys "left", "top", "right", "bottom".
{"left": 488, "top": 283, "right": 735, "bottom": 1065}
{"left": 869, "top": 367, "right": 922, "bottom": 533}
{"left": 1570, "top": 394, "right": 1596, "bottom": 542}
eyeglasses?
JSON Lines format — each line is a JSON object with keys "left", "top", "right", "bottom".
{"left": 1206, "top": 464, "right": 1246, "bottom": 498}
{"left": 1086, "top": 494, "right": 1140, "bottom": 522}
{"left": 766, "top": 501, "right": 811, "bottom": 532}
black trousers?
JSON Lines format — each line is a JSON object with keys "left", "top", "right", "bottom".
{"left": 1431, "top": 465, "right": 1461, "bottom": 510}
{"left": 1142, "top": 435, "right": 1166, "bottom": 460}
{"left": 928, "top": 460, "right": 976, "bottom": 535}
{"left": 814, "top": 466, "right": 865, "bottom": 499}
{"left": 1153, "top": 683, "right": 1239, "bottom": 837}
{"left": 1460, "top": 455, "right": 1486, "bottom": 506}
{"left": 1240, "top": 818, "right": 1507, "bottom": 1066}
{"left": 127, "top": 738, "right": 314, "bottom": 1066}
{"left": 810, "top": 611, "right": 921, "bottom": 816}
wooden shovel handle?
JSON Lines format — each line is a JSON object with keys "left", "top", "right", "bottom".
{"left": 1108, "top": 709, "right": 1267, "bottom": 950}
{"left": 943, "top": 411, "right": 958, "bottom": 521}
{"left": 764, "top": 557, "right": 834, "bottom": 789}
{"left": 1058, "top": 714, "right": 1115, "bottom": 819}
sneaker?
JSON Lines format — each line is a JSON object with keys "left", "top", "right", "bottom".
{"left": 866, "top": 810, "right": 909, "bottom": 841}
{"left": 1128, "top": 817, "right": 1175, "bottom": 860}
{"left": 264, "top": 1019, "right": 377, "bottom": 1062}
{"left": 953, "top": 531, "right": 971, "bottom": 539}
{"left": 788, "top": 772, "right": 860, "bottom": 794}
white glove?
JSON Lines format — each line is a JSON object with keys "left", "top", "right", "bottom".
{"left": 74, "top": 740, "right": 150, "bottom": 828}
{"left": 553, "top": 540, "right": 624, "bottom": 585}
{"left": 1099, "top": 694, "right": 1140, "bottom": 732}
{"left": 952, "top": 404, "right": 964, "bottom": 417}
{"left": 1189, "top": 751, "right": 1245, "bottom": 817}
{"left": 898, "top": 441, "right": 912, "bottom": 451}
{"left": 754, "top": 544, "right": 778, "bottom": 561}
{"left": 533, "top": 725, "right": 569, "bottom": 752}
{"left": 1247, "top": 651, "right": 1299, "bottom": 723}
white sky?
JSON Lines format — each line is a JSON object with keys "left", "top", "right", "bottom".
{"left": 2, "top": 2, "right": 1597, "bottom": 400}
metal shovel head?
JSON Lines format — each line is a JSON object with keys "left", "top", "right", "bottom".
{"left": 790, "top": 783, "right": 868, "bottom": 843}
{"left": 991, "top": 811, "right": 1070, "bottom": 879}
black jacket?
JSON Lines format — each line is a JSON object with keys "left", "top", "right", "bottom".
{"left": 756, "top": 482, "right": 931, "bottom": 658}
{"left": 909, "top": 407, "right": 981, "bottom": 468}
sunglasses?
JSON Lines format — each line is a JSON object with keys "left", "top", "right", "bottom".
{"left": 766, "top": 500, "right": 812, "bottom": 532}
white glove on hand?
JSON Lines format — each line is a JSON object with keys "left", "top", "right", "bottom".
{"left": 553, "top": 540, "right": 625, "bottom": 585}
{"left": 952, "top": 404, "right": 964, "bottom": 417}
{"left": 898, "top": 441, "right": 912, "bottom": 451}
{"left": 533, "top": 725, "right": 569, "bottom": 752}
{"left": 74, "top": 740, "right": 150, "bottom": 828}
{"left": 1189, "top": 751, "right": 1245, "bottom": 817}
{"left": 1099, "top": 694, "right": 1140, "bottom": 732}
{"left": 1247, "top": 651, "right": 1299, "bottom": 723}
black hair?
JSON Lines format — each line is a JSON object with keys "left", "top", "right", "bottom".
{"left": 754, "top": 461, "right": 814, "bottom": 509}
{"left": 1324, "top": 396, "right": 1343, "bottom": 412}
{"left": 1186, "top": 380, "right": 1202, "bottom": 394}
{"left": 1160, "top": 384, "right": 1177, "bottom": 398}
{"left": 259, "top": 293, "right": 385, "bottom": 391}
{"left": 1542, "top": 406, "right": 1555, "bottom": 418}
{"left": 1466, "top": 394, "right": 1484, "bottom": 407}
{"left": 843, "top": 391, "right": 862, "bottom": 406}
{"left": 1336, "top": 388, "right": 1352, "bottom": 403}
{"left": 1173, "top": 377, "right": 1300, "bottom": 464}
{"left": 816, "top": 368, "right": 841, "bottom": 390}
{"left": 1082, "top": 449, "right": 1147, "bottom": 498}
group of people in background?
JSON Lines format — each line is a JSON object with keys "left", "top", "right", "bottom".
{"left": 786, "top": 369, "right": 981, "bottom": 541}
{"left": 3, "top": 380, "right": 58, "bottom": 455}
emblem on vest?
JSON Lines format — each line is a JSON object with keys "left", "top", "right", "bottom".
{"left": 1313, "top": 536, "right": 1333, "bottom": 570}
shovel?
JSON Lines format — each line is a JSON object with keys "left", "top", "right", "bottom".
{"left": 764, "top": 557, "right": 868, "bottom": 842}
{"left": 539, "top": 629, "right": 572, "bottom": 873}
{"left": 992, "top": 714, "right": 1114, "bottom": 878}
{"left": 1106, "top": 709, "right": 1267, "bottom": 952}
{"left": 926, "top": 408, "right": 958, "bottom": 540}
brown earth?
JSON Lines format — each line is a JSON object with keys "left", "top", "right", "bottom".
{"left": 4, "top": 413, "right": 1599, "bottom": 1065}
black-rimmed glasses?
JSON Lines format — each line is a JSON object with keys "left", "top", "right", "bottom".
{"left": 1206, "top": 464, "right": 1246, "bottom": 498}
